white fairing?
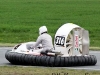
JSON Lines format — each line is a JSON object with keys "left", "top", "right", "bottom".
{"left": 12, "top": 42, "right": 43, "bottom": 54}
{"left": 54, "top": 23, "right": 89, "bottom": 56}
{"left": 55, "top": 23, "right": 80, "bottom": 37}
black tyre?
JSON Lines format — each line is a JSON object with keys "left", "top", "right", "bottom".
{"left": 60, "top": 57, "right": 65, "bottom": 67}
{"left": 54, "top": 56, "right": 61, "bottom": 67}
{"left": 5, "top": 50, "right": 97, "bottom": 67}
{"left": 30, "top": 55, "right": 37, "bottom": 66}
{"left": 64, "top": 57, "right": 69, "bottom": 67}
{"left": 90, "top": 55, "right": 97, "bottom": 65}
{"left": 48, "top": 57, "right": 55, "bottom": 67}
{"left": 40, "top": 56, "right": 48, "bottom": 66}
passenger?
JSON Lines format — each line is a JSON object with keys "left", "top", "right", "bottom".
{"left": 31, "top": 26, "right": 53, "bottom": 54}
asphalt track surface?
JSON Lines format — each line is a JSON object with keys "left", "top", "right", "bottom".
{"left": 0, "top": 47, "right": 100, "bottom": 71}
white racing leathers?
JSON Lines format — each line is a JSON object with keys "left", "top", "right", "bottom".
{"left": 32, "top": 33, "right": 53, "bottom": 52}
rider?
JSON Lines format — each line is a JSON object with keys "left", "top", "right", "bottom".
{"left": 31, "top": 26, "right": 53, "bottom": 54}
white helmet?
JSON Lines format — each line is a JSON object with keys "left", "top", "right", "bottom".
{"left": 39, "top": 26, "right": 47, "bottom": 35}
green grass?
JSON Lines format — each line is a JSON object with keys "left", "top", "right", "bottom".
{"left": 0, "top": 66, "right": 100, "bottom": 75}
{"left": 0, "top": 0, "right": 100, "bottom": 47}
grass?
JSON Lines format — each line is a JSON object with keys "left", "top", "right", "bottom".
{"left": 0, "top": 66, "right": 100, "bottom": 75}
{"left": 0, "top": 0, "right": 100, "bottom": 47}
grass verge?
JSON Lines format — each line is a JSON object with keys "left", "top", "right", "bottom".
{"left": 0, "top": 66, "right": 100, "bottom": 75}
{"left": 0, "top": 0, "right": 100, "bottom": 47}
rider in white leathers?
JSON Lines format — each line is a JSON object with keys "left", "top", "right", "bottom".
{"left": 31, "top": 26, "right": 53, "bottom": 54}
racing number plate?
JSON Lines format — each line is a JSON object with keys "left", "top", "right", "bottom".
{"left": 55, "top": 36, "right": 65, "bottom": 46}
